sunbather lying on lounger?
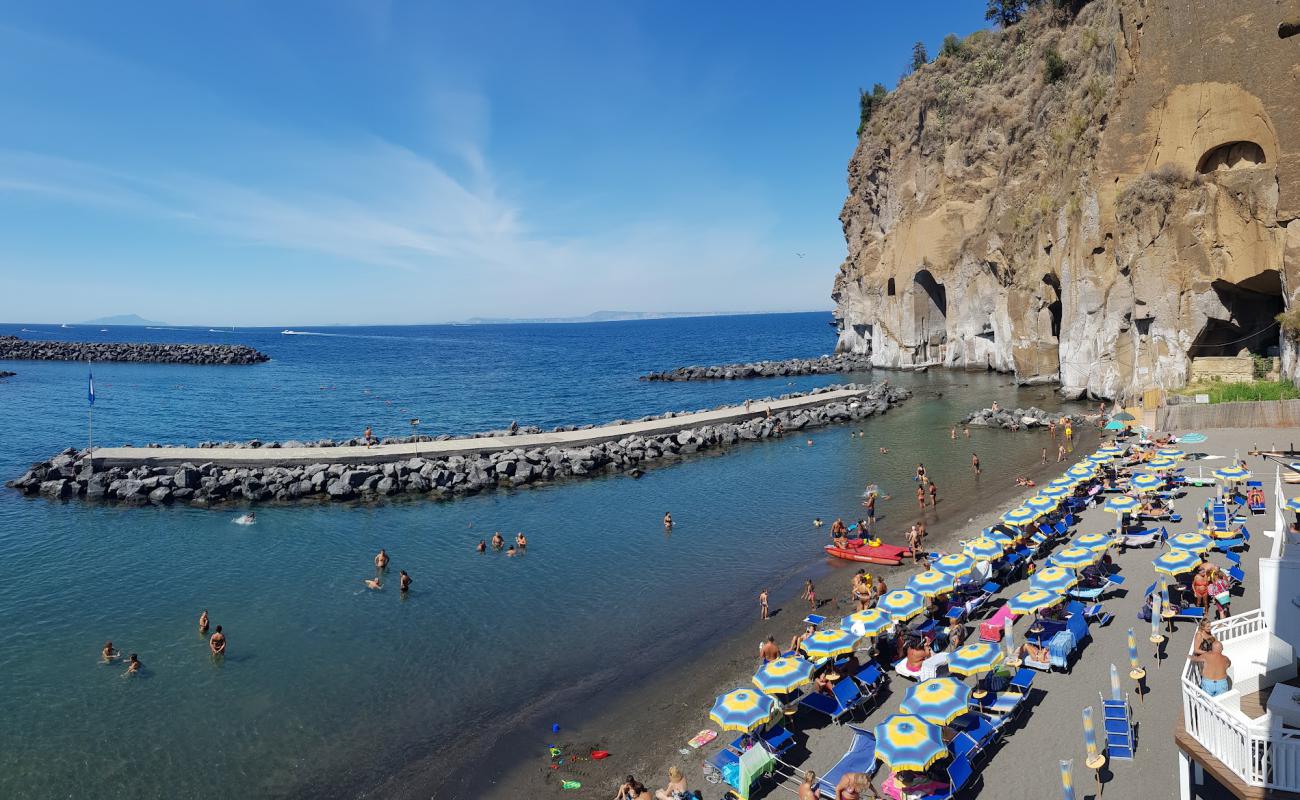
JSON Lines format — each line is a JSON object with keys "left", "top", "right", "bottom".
{"left": 1019, "top": 641, "right": 1051, "bottom": 664}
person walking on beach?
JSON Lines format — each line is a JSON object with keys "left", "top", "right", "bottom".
{"left": 916, "top": 485, "right": 926, "bottom": 511}
{"left": 363, "top": 425, "right": 374, "bottom": 449}
{"left": 374, "top": 549, "right": 389, "bottom": 570}
{"left": 928, "top": 482, "right": 938, "bottom": 508}
{"left": 663, "top": 512, "right": 673, "bottom": 532}
{"left": 759, "top": 589, "right": 770, "bottom": 620}
{"left": 971, "top": 452, "right": 981, "bottom": 475}
{"left": 803, "top": 579, "right": 816, "bottom": 609}
{"left": 1065, "top": 421, "right": 1074, "bottom": 443}
{"left": 208, "top": 626, "right": 226, "bottom": 658}
{"left": 1057, "top": 443, "right": 1066, "bottom": 462}
{"left": 1041, "top": 447, "right": 1047, "bottom": 465}
{"left": 198, "top": 609, "right": 209, "bottom": 634}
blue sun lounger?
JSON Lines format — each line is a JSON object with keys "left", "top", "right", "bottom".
{"left": 798, "top": 678, "right": 864, "bottom": 723}
{"left": 914, "top": 753, "right": 977, "bottom": 800}
{"left": 815, "top": 725, "right": 877, "bottom": 798}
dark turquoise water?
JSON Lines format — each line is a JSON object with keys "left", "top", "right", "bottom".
{"left": 0, "top": 314, "right": 1075, "bottom": 798}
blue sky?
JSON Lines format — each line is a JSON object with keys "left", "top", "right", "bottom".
{"left": 0, "top": 1, "right": 987, "bottom": 325}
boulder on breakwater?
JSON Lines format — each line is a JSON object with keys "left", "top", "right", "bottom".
{"left": 9, "top": 383, "right": 910, "bottom": 507}
{"left": 0, "top": 370, "right": 14, "bottom": 378}
{"left": 0, "top": 335, "right": 269, "bottom": 365}
{"left": 960, "top": 406, "right": 1087, "bottom": 430}
{"left": 641, "top": 353, "right": 873, "bottom": 381}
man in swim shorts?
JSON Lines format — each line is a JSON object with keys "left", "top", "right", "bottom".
{"left": 209, "top": 626, "right": 226, "bottom": 657}
{"left": 399, "top": 570, "right": 412, "bottom": 592}
{"left": 374, "top": 549, "right": 390, "bottom": 569}
{"left": 759, "top": 636, "right": 779, "bottom": 662}
{"left": 1192, "top": 639, "right": 1232, "bottom": 696}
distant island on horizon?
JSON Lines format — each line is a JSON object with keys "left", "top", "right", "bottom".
{"left": 80, "top": 313, "right": 167, "bottom": 326}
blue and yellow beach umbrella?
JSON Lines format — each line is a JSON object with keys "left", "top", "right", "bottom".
{"left": 899, "top": 678, "right": 972, "bottom": 726}
{"left": 1169, "top": 532, "right": 1213, "bottom": 552}
{"left": 1086, "top": 453, "right": 1114, "bottom": 465}
{"left": 1145, "top": 456, "right": 1176, "bottom": 470}
{"left": 964, "top": 536, "right": 1006, "bottom": 562}
{"left": 1052, "top": 546, "right": 1100, "bottom": 569}
{"left": 1103, "top": 495, "right": 1140, "bottom": 515}
{"left": 801, "top": 628, "right": 860, "bottom": 660}
{"left": 983, "top": 528, "right": 1016, "bottom": 547}
{"left": 1002, "top": 506, "right": 1041, "bottom": 526}
{"left": 873, "top": 714, "right": 949, "bottom": 772}
{"left": 1008, "top": 587, "right": 1064, "bottom": 614}
{"left": 1153, "top": 548, "right": 1200, "bottom": 576}
{"left": 1040, "top": 485, "right": 1072, "bottom": 500}
{"left": 1097, "top": 445, "right": 1125, "bottom": 457}
{"left": 709, "top": 688, "right": 778, "bottom": 732}
{"left": 933, "top": 553, "right": 976, "bottom": 578}
{"left": 1026, "top": 495, "right": 1058, "bottom": 514}
{"left": 1214, "top": 465, "right": 1251, "bottom": 483}
{"left": 841, "top": 608, "right": 891, "bottom": 638}
{"left": 907, "top": 569, "right": 955, "bottom": 598}
{"left": 1157, "top": 448, "right": 1185, "bottom": 460}
{"left": 1286, "top": 497, "right": 1300, "bottom": 513}
{"left": 877, "top": 589, "right": 927, "bottom": 621}
{"left": 1066, "top": 464, "right": 1096, "bottom": 481}
{"left": 947, "top": 641, "right": 1005, "bottom": 676}
{"left": 1030, "top": 566, "right": 1079, "bottom": 594}
{"left": 1130, "top": 473, "right": 1164, "bottom": 493}
{"left": 752, "top": 657, "right": 815, "bottom": 695}
{"left": 1048, "top": 476, "right": 1077, "bottom": 490}
{"left": 1071, "top": 532, "right": 1113, "bottom": 552}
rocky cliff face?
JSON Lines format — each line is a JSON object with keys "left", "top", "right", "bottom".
{"left": 832, "top": 0, "right": 1300, "bottom": 399}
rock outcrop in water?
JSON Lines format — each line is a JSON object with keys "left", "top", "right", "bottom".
{"left": 0, "top": 371, "right": 14, "bottom": 378}
{"left": 831, "top": 0, "right": 1300, "bottom": 399}
{"left": 9, "top": 383, "right": 910, "bottom": 506}
{"left": 0, "top": 335, "right": 269, "bottom": 365}
{"left": 960, "top": 406, "right": 1087, "bottom": 430}
{"left": 641, "top": 354, "right": 873, "bottom": 381}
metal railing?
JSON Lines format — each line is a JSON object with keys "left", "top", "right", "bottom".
{"left": 1181, "top": 608, "right": 1300, "bottom": 791}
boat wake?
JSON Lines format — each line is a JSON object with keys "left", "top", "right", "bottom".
{"left": 281, "top": 330, "right": 343, "bottom": 337}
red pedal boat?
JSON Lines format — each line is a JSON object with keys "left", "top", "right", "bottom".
{"left": 824, "top": 539, "right": 911, "bottom": 566}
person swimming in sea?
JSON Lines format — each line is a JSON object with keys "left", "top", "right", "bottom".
{"left": 233, "top": 512, "right": 255, "bottom": 525}
{"left": 102, "top": 641, "right": 121, "bottom": 663}
{"left": 198, "top": 609, "right": 209, "bottom": 634}
{"left": 663, "top": 512, "right": 673, "bottom": 531}
{"left": 124, "top": 653, "right": 142, "bottom": 677}
{"left": 208, "top": 626, "right": 226, "bottom": 657}
{"left": 399, "top": 570, "right": 411, "bottom": 592}
{"left": 476, "top": 540, "right": 487, "bottom": 553}
{"left": 506, "top": 545, "right": 516, "bottom": 557}
{"left": 516, "top": 532, "right": 527, "bottom": 549}
{"left": 374, "top": 549, "right": 390, "bottom": 570}
{"left": 491, "top": 532, "right": 504, "bottom": 550}
{"left": 364, "top": 577, "right": 383, "bottom": 590}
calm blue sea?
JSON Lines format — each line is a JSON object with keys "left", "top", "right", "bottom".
{"left": 0, "top": 313, "right": 1074, "bottom": 798}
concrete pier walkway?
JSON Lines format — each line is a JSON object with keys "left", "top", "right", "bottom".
{"left": 90, "top": 387, "right": 874, "bottom": 469}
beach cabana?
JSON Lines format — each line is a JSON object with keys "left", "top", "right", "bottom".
{"left": 877, "top": 589, "right": 926, "bottom": 621}
{"left": 873, "top": 714, "right": 949, "bottom": 772}
{"left": 899, "top": 677, "right": 972, "bottom": 726}
{"left": 752, "top": 656, "right": 815, "bottom": 695}
{"left": 709, "top": 688, "right": 778, "bottom": 732}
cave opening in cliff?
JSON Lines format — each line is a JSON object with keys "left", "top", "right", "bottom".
{"left": 1043, "top": 273, "right": 1063, "bottom": 339}
{"left": 911, "top": 269, "right": 947, "bottom": 362}
{"left": 1188, "top": 269, "right": 1284, "bottom": 359}
{"left": 887, "top": 278, "right": 896, "bottom": 296}
{"left": 1197, "top": 141, "right": 1266, "bottom": 174}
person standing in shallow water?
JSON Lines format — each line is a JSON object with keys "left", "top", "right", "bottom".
{"left": 209, "top": 626, "right": 226, "bottom": 658}
{"left": 759, "top": 589, "right": 769, "bottom": 620}
{"left": 491, "top": 532, "right": 504, "bottom": 550}
{"left": 663, "top": 512, "right": 673, "bottom": 531}
{"left": 971, "top": 452, "right": 981, "bottom": 475}
{"left": 399, "top": 570, "right": 412, "bottom": 592}
{"left": 198, "top": 609, "right": 209, "bottom": 634}
{"left": 374, "top": 549, "right": 389, "bottom": 570}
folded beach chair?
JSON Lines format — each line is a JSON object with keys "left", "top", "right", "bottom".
{"left": 980, "top": 604, "right": 1017, "bottom": 642}
{"left": 813, "top": 725, "right": 877, "bottom": 799}
{"left": 797, "top": 679, "right": 864, "bottom": 723}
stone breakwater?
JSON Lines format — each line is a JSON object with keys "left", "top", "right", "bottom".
{"left": 0, "top": 371, "right": 14, "bottom": 378}
{"left": 961, "top": 406, "right": 1088, "bottom": 430}
{"left": 9, "top": 383, "right": 909, "bottom": 506}
{"left": 0, "top": 335, "right": 269, "bottom": 365}
{"left": 641, "top": 353, "right": 873, "bottom": 381}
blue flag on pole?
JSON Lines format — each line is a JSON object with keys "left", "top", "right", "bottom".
{"left": 88, "top": 370, "right": 95, "bottom": 406}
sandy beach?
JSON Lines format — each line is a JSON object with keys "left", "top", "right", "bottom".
{"left": 470, "top": 424, "right": 1103, "bottom": 799}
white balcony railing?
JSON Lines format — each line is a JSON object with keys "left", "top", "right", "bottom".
{"left": 1181, "top": 608, "right": 1300, "bottom": 791}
